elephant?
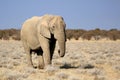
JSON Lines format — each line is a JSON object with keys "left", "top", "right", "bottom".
{"left": 21, "top": 14, "right": 66, "bottom": 69}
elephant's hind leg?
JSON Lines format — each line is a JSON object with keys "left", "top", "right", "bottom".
{"left": 27, "top": 50, "right": 33, "bottom": 67}
{"left": 23, "top": 42, "right": 33, "bottom": 68}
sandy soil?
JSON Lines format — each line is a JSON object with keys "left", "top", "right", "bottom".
{"left": 0, "top": 40, "right": 120, "bottom": 80}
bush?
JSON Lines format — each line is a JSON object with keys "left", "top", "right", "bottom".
{"left": 66, "top": 29, "right": 86, "bottom": 40}
{"left": 107, "top": 29, "right": 120, "bottom": 40}
{"left": 0, "top": 28, "right": 120, "bottom": 41}
{"left": 66, "top": 28, "right": 120, "bottom": 41}
{"left": 0, "top": 29, "right": 20, "bottom": 40}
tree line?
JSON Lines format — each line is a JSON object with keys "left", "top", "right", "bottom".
{"left": 0, "top": 29, "right": 20, "bottom": 40}
{"left": 66, "top": 28, "right": 120, "bottom": 40}
{"left": 0, "top": 28, "right": 120, "bottom": 41}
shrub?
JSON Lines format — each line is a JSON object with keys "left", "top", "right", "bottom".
{"left": 66, "top": 28, "right": 120, "bottom": 40}
{"left": 0, "top": 28, "right": 20, "bottom": 40}
{"left": 107, "top": 29, "right": 120, "bottom": 40}
{"left": 0, "top": 28, "right": 120, "bottom": 41}
{"left": 66, "top": 29, "right": 86, "bottom": 40}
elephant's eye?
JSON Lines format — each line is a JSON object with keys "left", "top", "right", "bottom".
{"left": 50, "top": 26, "right": 55, "bottom": 33}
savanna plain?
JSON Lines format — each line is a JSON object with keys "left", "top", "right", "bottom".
{"left": 0, "top": 40, "right": 120, "bottom": 80}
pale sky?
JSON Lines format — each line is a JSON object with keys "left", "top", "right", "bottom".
{"left": 0, "top": 0, "right": 120, "bottom": 30}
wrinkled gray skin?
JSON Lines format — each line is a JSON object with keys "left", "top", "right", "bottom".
{"left": 21, "top": 14, "right": 66, "bottom": 69}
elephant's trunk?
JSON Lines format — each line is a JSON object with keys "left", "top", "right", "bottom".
{"left": 58, "top": 40, "right": 66, "bottom": 57}
{"left": 57, "top": 33, "right": 66, "bottom": 57}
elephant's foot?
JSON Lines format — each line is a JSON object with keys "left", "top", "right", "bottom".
{"left": 37, "top": 55, "right": 44, "bottom": 69}
{"left": 38, "top": 64, "right": 44, "bottom": 69}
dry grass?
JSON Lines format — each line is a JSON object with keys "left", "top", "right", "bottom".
{"left": 0, "top": 40, "right": 120, "bottom": 80}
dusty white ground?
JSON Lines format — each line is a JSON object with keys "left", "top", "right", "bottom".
{"left": 0, "top": 40, "right": 120, "bottom": 80}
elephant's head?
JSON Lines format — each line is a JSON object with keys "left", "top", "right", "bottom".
{"left": 38, "top": 14, "right": 66, "bottom": 57}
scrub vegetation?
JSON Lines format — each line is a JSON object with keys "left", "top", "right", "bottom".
{"left": 0, "top": 28, "right": 120, "bottom": 41}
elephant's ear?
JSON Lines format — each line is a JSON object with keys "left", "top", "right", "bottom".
{"left": 38, "top": 22, "right": 51, "bottom": 38}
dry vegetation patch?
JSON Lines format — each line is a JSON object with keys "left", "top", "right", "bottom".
{"left": 1, "top": 28, "right": 120, "bottom": 41}
{"left": 0, "top": 40, "right": 120, "bottom": 80}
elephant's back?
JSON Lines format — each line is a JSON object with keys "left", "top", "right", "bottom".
{"left": 23, "top": 16, "right": 41, "bottom": 26}
{"left": 21, "top": 16, "right": 41, "bottom": 41}
{"left": 21, "top": 16, "right": 41, "bottom": 49}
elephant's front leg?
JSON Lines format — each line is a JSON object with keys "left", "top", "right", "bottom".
{"left": 37, "top": 54, "right": 44, "bottom": 69}
{"left": 40, "top": 40, "right": 51, "bottom": 68}
{"left": 43, "top": 47, "right": 51, "bottom": 68}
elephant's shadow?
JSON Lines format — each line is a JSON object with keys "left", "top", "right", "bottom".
{"left": 60, "top": 63, "right": 95, "bottom": 69}
{"left": 60, "top": 63, "right": 78, "bottom": 69}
